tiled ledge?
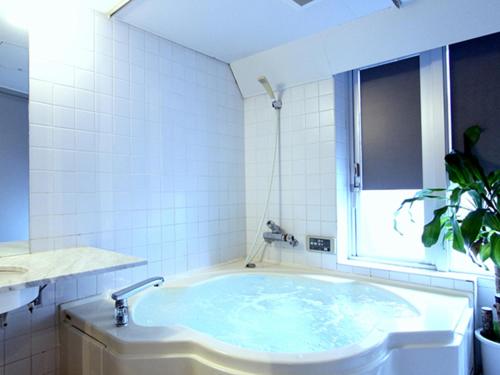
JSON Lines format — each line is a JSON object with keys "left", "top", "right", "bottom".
{"left": 0, "top": 247, "right": 146, "bottom": 293}
{"left": 245, "top": 255, "right": 481, "bottom": 296}
{"left": 335, "top": 257, "right": 487, "bottom": 293}
{"left": 264, "top": 251, "right": 486, "bottom": 293}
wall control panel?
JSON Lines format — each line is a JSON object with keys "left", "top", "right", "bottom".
{"left": 306, "top": 235, "right": 336, "bottom": 254}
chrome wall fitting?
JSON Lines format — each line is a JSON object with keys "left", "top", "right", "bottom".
{"left": 262, "top": 220, "right": 298, "bottom": 247}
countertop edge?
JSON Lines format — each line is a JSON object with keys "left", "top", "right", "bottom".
{"left": 9, "top": 259, "right": 147, "bottom": 291}
{"left": 0, "top": 248, "right": 147, "bottom": 293}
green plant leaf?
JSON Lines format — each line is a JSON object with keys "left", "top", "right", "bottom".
{"left": 445, "top": 153, "right": 471, "bottom": 186}
{"left": 480, "top": 242, "right": 491, "bottom": 262}
{"left": 491, "top": 234, "right": 500, "bottom": 267}
{"left": 461, "top": 209, "right": 487, "bottom": 248}
{"left": 464, "top": 154, "right": 489, "bottom": 189}
{"left": 394, "top": 189, "right": 447, "bottom": 235}
{"left": 463, "top": 125, "right": 482, "bottom": 154}
{"left": 492, "top": 184, "right": 500, "bottom": 202}
{"left": 445, "top": 152, "right": 490, "bottom": 191}
{"left": 422, "top": 206, "right": 448, "bottom": 247}
{"left": 484, "top": 212, "right": 500, "bottom": 232}
{"left": 451, "top": 215, "right": 466, "bottom": 252}
{"left": 488, "top": 170, "right": 500, "bottom": 185}
{"left": 449, "top": 187, "right": 464, "bottom": 205}
{"left": 396, "top": 188, "right": 446, "bottom": 209}
{"left": 467, "top": 189, "right": 483, "bottom": 209}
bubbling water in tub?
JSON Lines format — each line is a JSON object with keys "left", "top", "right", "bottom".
{"left": 132, "top": 274, "right": 418, "bottom": 353}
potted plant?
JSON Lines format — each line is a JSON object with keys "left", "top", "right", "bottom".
{"left": 396, "top": 125, "right": 500, "bottom": 375}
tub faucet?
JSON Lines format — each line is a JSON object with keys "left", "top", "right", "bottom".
{"left": 111, "top": 276, "right": 165, "bottom": 327}
{"left": 263, "top": 220, "right": 298, "bottom": 247}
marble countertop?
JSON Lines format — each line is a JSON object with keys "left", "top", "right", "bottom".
{"left": 0, "top": 247, "right": 146, "bottom": 292}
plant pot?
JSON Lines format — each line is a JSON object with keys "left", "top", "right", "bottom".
{"left": 495, "top": 266, "right": 500, "bottom": 295}
{"left": 475, "top": 329, "right": 500, "bottom": 375}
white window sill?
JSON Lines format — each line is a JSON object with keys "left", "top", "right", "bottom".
{"left": 335, "top": 257, "right": 494, "bottom": 293}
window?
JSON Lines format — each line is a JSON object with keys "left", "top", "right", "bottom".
{"left": 358, "top": 57, "right": 423, "bottom": 191}
{"left": 351, "top": 55, "right": 437, "bottom": 267}
{"left": 344, "top": 50, "right": 449, "bottom": 269}
{"left": 356, "top": 57, "right": 428, "bottom": 265}
{"left": 449, "top": 32, "right": 500, "bottom": 173}
{"left": 448, "top": 31, "right": 500, "bottom": 272}
{"left": 341, "top": 33, "right": 500, "bottom": 272}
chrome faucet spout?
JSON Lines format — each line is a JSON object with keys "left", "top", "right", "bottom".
{"left": 111, "top": 276, "right": 165, "bottom": 327}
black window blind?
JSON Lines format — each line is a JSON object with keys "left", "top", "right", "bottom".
{"left": 449, "top": 31, "right": 500, "bottom": 173}
{"left": 360, "top": 56, "right": 423, "bottom": 190}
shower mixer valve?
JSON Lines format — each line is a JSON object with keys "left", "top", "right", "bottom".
{"left": 263, "top": 220, "right": 298, "bottom": 247}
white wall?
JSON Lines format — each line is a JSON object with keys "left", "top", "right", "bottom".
{"left": 244, "top": 79, "right": 337, "bottom": 268}
{"left": 232, "top": 0, "right": 500, "bottom": 97}
{"left": 0, "top": 7, "right": 245, "bottom": 375}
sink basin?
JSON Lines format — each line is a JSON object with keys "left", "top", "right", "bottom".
{"left": 0, "top": 287, "right": 39, "bottom": 314}
{"left": 0, "top": 266, "right": 38, "bottom": 314}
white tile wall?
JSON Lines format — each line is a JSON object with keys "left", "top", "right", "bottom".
{"left": 1, "top": 7, "right": 245, "bottom": 375}
{"left": 244, "top": 79, "right": 337, "bottom": 268}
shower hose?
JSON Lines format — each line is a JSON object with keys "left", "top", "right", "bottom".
{"left": 244, "top": 108, "right": 281, "bottom": 266}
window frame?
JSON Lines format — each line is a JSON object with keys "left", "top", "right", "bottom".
{"left": 347, "top": 48, "right": 452, "bottom": 271}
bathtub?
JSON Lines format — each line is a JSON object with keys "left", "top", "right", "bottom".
{"left": 59, "top": 262, "right": 473, "bottom": 375}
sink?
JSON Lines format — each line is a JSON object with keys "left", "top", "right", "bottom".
{"left": 0, "top": 287, "right": 39, "bottom": 314}
{"left": 0, "top": 266, "right": 39, "bottom": 314}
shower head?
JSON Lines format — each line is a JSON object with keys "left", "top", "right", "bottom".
{"left": 257, "top": 76, "right": 282, "bottom": 110}
{"left": 257, "top": 76, "right": 276, "bottom": 100}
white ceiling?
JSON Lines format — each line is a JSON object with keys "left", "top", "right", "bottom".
{"left": 116, "top": 0, "right": 396, "bottom": 62}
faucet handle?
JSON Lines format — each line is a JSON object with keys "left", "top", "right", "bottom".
{"left": 284, "top": 234, "right": 298, "bottom": 247}
{"left": 266, "top": 220, "right": 283, "bottom": 234}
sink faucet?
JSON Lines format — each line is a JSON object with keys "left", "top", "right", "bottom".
{"left": 111, "top": 276, "right": 165, "bottom": 327}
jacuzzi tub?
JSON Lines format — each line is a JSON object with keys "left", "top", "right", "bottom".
{"left": 59, "top": 262, "right": 473, "bottom": 375}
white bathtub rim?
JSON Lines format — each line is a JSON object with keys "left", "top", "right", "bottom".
{"left": 123, "top": 322, "right": 389, "bottom": 363}
{"left": 103, "top": 319, "right": 462, "bottom": 361}
{"left": 61, "top": 307, "right": 470, "bottom": 375}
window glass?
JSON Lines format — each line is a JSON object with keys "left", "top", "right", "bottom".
{"left": 449, "top": 31, "right": 500, "bottom": 173}
{"left": 354, "top": 56, "right": 428, "bottom": 264}
{"left": 449, "top": 32, "right": 500, "bottom": 272}
{"left": 356, "top": 190, "right": 426, "bottom": 262}
{"left": 360, "top": 56, "right": 422, "bottom": 190}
